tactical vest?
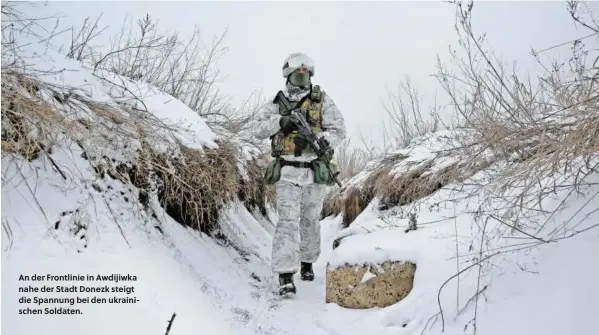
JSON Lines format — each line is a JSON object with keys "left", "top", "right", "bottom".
{"left": 271, "top": 85, "right": 325, "bottom": 157}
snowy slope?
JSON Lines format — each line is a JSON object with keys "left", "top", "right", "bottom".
{"left": 317, "top": 128, "right": 599, "bottom": 334}
{"left": 326, "top": 164, "right": 599, "bottom": 335}
{"left": 5, "top": 33, "right": 218, "bottom": 152}
{"left": 1, "top": 149, "right": 236, "bottom": 335}
{"left": 336, "top": 129, "right": 493, "bottom": 201}
{"left": 2, "top": 30, "right": 270, "bottom": 334}
{"left": 2, "top": 30, "right": 230, "bottom": 334}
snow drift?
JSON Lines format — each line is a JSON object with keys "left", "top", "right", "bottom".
{"left": 324, "top": 156, "right": 599, "bottom": 334}
{"left": 1, "top": 29, "right": 272, "bottom": 335}
{"left": 321, "top": 127, "right": 599, "bottom": 334}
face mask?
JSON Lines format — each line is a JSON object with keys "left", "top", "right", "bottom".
{"left": 289, "top": 71, "right": 310, "bottom": 87}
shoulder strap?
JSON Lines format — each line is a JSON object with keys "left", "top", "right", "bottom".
{"left": 297, "top": 91, "right": 312, "bottom": 107}
{"left": 275, "top": 90, "right": 312, "bottom": 115}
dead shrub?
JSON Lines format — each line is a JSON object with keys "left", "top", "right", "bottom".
{"left": 434, "top": 0, "right": 599, "bottom": 227}
{"left": 322, "top": 147, "right": 493, "bottom": 228}
{"left": 321, "top": 185, "right": 374, "bottom": 228}
{"left": 150, "top": 142, "right": 237, "bottom": 234}
{"left": 427, "top": 3, "right": 599, "bottom": 330}
{"left": 381, "top": 75, "right": 443, "bottom": 149}
{"left": 1, "top": 73, "right": 62, "bottom": 162}
{"left": 2, "top": 72, "right": 266, "bottom": 236}
{"left": 333, "top": 139, "right": 372, "bottom": 181}
{"left": 237, "top": 155, "right": 273, "bottom": 217}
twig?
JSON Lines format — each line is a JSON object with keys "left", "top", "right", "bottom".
{"left": 453, "top": 205, "right": 460, "bottom": 312}
{"left": 438, "top": 251, "right": 500, "bottom": 332}
{"left": 44, "top": 149, "right": 67, "bottom": 180}
{"left": 102, "top": 197, "right": 130, "bottom": 247}
{"left": 473, "top": 217, "right": 489, "bottom": 335}
{"left": 489, "top": 214, "right": 551, "bottom": 243}
{"left": 421, "top": 312, "right": 441, "bottom": 335}
{"left": 456, "top": 285, "right": 488, "bottom": 317}
{"left": 165, "top": 312, "right": 176, "bottom": 335}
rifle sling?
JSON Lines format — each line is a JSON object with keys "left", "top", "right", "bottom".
{"left": 276, "top": 89, "right": 312, "bottom": 116}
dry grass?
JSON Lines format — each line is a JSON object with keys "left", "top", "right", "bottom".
{"left": 433, "top": 0, "right": 599, "bottom": 228}
{"left": 1, "top": 2, "right": 272, "bottom": 241}
{"left": 1, "top": 71, "right": 266, "bottom": 235}
{"left": 151, "top": 143, "right": 237, "bottom": 233}
{"left": 325, "top": 2, "right": 598, "bottom": 232}
{"left": 237, "top": 153, "right": 276, "bottom": 216}
{"left": 1, "top": 73, "right": 63, "bottom": 161}
{"left": 322, "top": 149, "right": 490, "bottom": 228}
{"left": 427, "top": 3, "right": 599, "bottom": 331}
{"left": 322, "top": 184, "right": 374, "bottom": 228}
{"left": 333, "top": 139, "right": 372, "bottom": 181}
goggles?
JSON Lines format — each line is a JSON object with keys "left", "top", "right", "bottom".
{"left": 282, "top": 54, "right": 315, "bottom": 77}
{"left": 283, "top": 55, "right": 314, "bottom": 70}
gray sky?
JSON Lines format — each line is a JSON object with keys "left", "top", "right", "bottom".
{"left": 28, "top": 1, "right": 599, "bottom": 147}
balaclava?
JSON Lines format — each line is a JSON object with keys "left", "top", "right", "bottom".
{"left": 286, "top": 71, "right": 311, "bottom": 101}
{"left": 282, "top": 52, "right": 314, "bottom": 101}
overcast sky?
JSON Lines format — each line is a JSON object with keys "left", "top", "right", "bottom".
{"left": 28, "top": 1, "right": 598, "bottom": 147}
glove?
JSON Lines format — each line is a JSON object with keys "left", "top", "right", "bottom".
{"left": 317, "top": 137, "right": 330, "bottom": 151}
{"left": 293, "top": 134, "right": 310, "bottom": 154}
{"left": 279, "top": 114, "right": 299, "bottom": 133}
{"left": 317, "top": 136, "right": 334, "bottom": 159}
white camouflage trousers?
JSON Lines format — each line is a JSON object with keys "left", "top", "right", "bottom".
{"left": 272, "top": 164, "right": 327, "bottom": 274}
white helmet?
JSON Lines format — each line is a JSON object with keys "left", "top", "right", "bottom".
{"left": 282, "top": 52, "right": 315, "bottom": 78}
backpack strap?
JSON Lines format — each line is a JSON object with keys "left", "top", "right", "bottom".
{"left": 275, "top": 89, "right": 313, "bottom": 116}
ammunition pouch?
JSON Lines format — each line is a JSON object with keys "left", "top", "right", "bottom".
{"left": 263, "top": 156, "right": 338, "bottom": 186}
{"left": 264, "top": 157, "right": 283, "bottom": 185}
{"left": 312, "top": 158, "right": 338, "bottom": 186}
{"left": 270, "top": 132, "right": 285, "bottom": 158}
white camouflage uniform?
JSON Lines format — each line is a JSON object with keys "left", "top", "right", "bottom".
{"left": 253, "top": 82, "right": 346, "bottom": 274}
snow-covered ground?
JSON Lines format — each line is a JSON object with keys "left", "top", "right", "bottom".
{"left": 326, "top": 166, "right": 599, "bottom": 335}
{"left": 3, "top": 23, "right": 599, "bottom": 335}
{"left": 4, "top": 137, "right": 598, "bottom": 335}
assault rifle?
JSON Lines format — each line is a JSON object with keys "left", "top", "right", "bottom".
{"left": 273, "top": 90, "right": 342, "bottom": 187}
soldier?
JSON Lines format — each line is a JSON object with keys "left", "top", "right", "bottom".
{"left": 253, "top": 52, "right": 347, "bottom": 295}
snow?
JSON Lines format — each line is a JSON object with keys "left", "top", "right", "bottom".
{"left": 6, "top": 30, "right": 218, "bottom": 154}
{"left": 3, "top": 18, "right": 599, "bottom": 335}
{"left": 360, "top": 270, "right": 377, "bottom": 283}
{"left": 1, "top": 145, "right": 236, "bottom": 335}
{"left": 325, "top": 160, "right": 599, "bottom": 335}
{"left": 96, "top": 68, "right": 218, "bottom": 151}
{"left": 5, "top": 137, "right": 597, "bottom": 334}
{"left": 343, "top": 129, "right": 492, "bottom": 192}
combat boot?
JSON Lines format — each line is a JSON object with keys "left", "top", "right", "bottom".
{"left": 278, "top": 273, "right": 296, "bottom": 296}
{"left": 300, "top": 262, "right": 314, "bottom": 281}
